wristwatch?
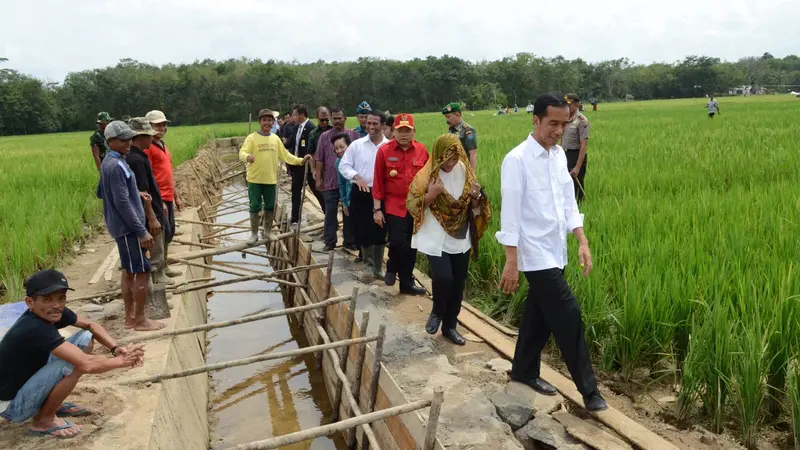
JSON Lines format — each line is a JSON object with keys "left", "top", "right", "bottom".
{"left": 111, "top": 345, "right": 119, "bottom": 356}
{"left": 373, "top": 208, "right": 382, "bottom": 213}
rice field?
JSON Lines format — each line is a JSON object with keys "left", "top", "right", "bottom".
{"left": 1, "top": 96, "right": 798, "bottom": 446}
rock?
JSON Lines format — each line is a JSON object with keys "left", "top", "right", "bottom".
{"left": 506, "top": 381, "right": 565, "bottom": 415}
{"left": 80, "top": 304, "right": 104, "bottom": 313}
{"left": 657, "top": 395, "right": 676, "bottom": 405}
{"left": 552, "top": 411, "right": 633, "bottom": 450}
{"left": 411, "top": 346, "right": 433, "bottom": 355}
{"left": 490, "top": 391, "right": 534, "bottom": 430}
{"left": 487, "top": 358, "right": 513, "bottom": 373}
{"left": 87, "top": 248, "right": 97, "bottom": 253}
{"left": 101, "top": 300, "right": 125, "bottom": 320}
{"left": 514, "top": 415, "right": 582, "bottom": 450}
{"left": 92, "top": 419, "right": 104, "bottom": 427}
{"left": 442, "top": 431, "right": 488, "bottom": 446}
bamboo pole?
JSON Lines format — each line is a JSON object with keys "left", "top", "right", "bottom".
{"left": 120, "top": 335, "right": 377, "bottom": 386}
{"left": 69, "top": 289, "right": 121, "bottom": 302}
{"left": 215, "top": 169, "right": 246, "bottom": 184}
{"left": 176, "top": 223, "right": 324, "bottom": 261}
{"left": 423, "top": 387, "right": 445, "bottom": 450}
{"left": 174, "top": 259, "right": 252, "bottom": 277}
{"left": 211, "top": 206, "right": 251, "bottom": 220}
{"left": 297, "top": 248, "right": 313, "bottom": 327}
{"left": 361, "top": 324, "right": 387, "bottom": 450}
{"left": 331, "top": 287, "right": 359, "bottom": 421}
{"left": 205, "top": 227, "right": 250, "bottom": 240}
{"left": 118, "top": 294, "right": 352, "bottom": 345}
{"left": 175, "top": 218, "right": 250, "bottom": 230}
{"left": 230, "top": 397, "right": 432, "bottom": 450}
{"left": 170, "top": 239, "right": 273, "bottom": 261}
{"left": 346, "top": 310, "right": 370, "bottom": 448}
{"left": 172, "top": 272, "right": 305, "bottom": 295}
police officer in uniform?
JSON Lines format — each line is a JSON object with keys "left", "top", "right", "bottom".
{"left": 561, "top": 94, "right": 590, "bottom": 203}
{"left": 442, "top": 102, "right": 478, "bottom": 171}
{"left": 90, "top": 112, "right": 113, "bottom": 172}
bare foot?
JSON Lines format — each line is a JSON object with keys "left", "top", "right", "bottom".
{"left": 134, "top": 319, "right": 166, "bottom": 331}
{"left": 125, "top": 317, "right": 136, "bottom": 329}
{"left": 30, "top": 417, "right": 83, "bottom": 438}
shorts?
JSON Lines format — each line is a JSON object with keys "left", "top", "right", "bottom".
{"left": 708, "top": 112, "right": 715, "bottom": 117}
{"left": 0, "top": 330, "right": 93, "bottom": 423}
{"left": 116, "top": 232, "right": 152, "bottom": 274}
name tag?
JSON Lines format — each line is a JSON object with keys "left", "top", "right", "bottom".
{"left": 301, "top": 139, "right": 305, "bottom": 146}
{"left": 388, "top": 157, "right": 399, "bottom": 162}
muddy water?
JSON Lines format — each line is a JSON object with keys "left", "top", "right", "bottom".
{"left": 207, "top": 187, "right": 345, "bottom": 450}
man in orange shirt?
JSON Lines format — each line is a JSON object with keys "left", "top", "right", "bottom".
{"left": 144, "top": 110, "right": 183, "bottom": 280}
{"left": 372, "top": 114, "right": 428, "bottom": 295}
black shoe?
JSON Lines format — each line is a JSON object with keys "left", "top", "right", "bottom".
{"left": 515, "top": 378, "right": 557, "bottom": 396}
{"left": 442, "top": 328, "right": 466, "bottom": 345}
{"left": 584, "top": 392, "right": 608, "bottom": 412}
{"left": 323, "top": 244, "right": 336, "bottom": 252}
{"left": 400, "top": 284, "right": 426, "bottom": 296}
{"left": 425, "top": 314, "right": 442, "bottom": 335}
{"left": 384, "top": 271, "right": 396, "bottom": 287}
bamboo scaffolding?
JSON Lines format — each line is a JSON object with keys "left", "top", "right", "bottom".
{"left": 229, "top": 396, "right": 434, "bottom": 450}
{"left": 170, "top": 239, "right": 273, "bottom": 261}
{"left": 331, "top": 288, "right": 359, "bottom": 421}
{"left": 346, "top": 310, "right": 370, "bottom": 447}
{"left": 118, "top": 294, "right": 352, "bottom": 345}
{"left": 215, "top": 168, "right": 246, "bottom": 184}
{"left": 360, "top": 325, "right": 387, "bottom": 450}
{"left": 173, "top": 259, "right": 252, "bottom": 277}
{"left": 175, "top": 218, "right": 250, "bottom": 230}
{"left": 171, "top": 271, "right": 307, "bottom": 295}
{"left": 177, "top": 223, "right": 324, "bottom": 261}
{"left": 120, "top": 335, "right": 377, "bottom": 385}
{"left": 423, "top": 388, "right": 445, "bottom": 450}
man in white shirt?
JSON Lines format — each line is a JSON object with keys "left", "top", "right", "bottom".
{"left": 496, "top": 93, "right": 607, "bottom": 412}
{"left": 338, "top": 110, "right": 390, "bottom": 280}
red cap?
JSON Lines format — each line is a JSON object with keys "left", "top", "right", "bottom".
{"left": 393, "top": 113, "right": 415, "bottom": 130}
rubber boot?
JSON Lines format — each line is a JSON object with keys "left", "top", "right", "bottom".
{"left": 359, "top": 245, "right": 376, "bottom": 282}
{"left": 373, "top": 245, "right": 386, "bottom": 278}
{"left": 153, "top": 268, "right": 175, "bottom": 286}
{"left": 163, "top": 244, "right": 183, "bottom": 278}
{"left": 262, "top": 210, "right": 276, "bottom": 239}
{"left": 247, "top": 212, "right": 260, "bottom": 244}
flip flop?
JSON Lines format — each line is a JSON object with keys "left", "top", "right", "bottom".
{"left": 29, "top": 419, "right": 81, "bottom": 438}
{"left": 56, "top": 402, "right": 91, "bottom": 417}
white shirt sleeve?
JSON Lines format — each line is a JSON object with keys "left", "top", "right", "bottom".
{"left": 495, "top": 153, "right": 524, "bottom": 247}
{"left": 562, "top": 164, "right": 584, "bottom": 232}
{"left": 338, "top": 142, "right": 358, "bottom": 181}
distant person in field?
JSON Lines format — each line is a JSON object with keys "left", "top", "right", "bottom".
{"left": 407, "top": 134, "right": 491, "bottom": 345}
{"left": 314, "top": 107, "right": 359, "bottom": 252}
{"left": 561, "top": 93, "right": 590, "bottom": 203}
{"left": 496, "top": 93, "right": 606, "bottom": 412}
{"left": 240, "top": 109, "right": 312, "bottom": 244}
{"left": 372, "top": 113, "right": 429, "bottom": 295}
{"left": 339, "top": 110, "right": 389, "bottom": 280}
{"left": 514, "top": 104, "right": 519, "bottom": 114}
{"left": 289, "top": 104, "right": 325, "bottom": 224}
{"left": 0, "top": 270, "right": 145, "bottom": 438}
{"left": 144, "top": 110, "right": 183, "bottom": 281}
{"left": 99, "top": 120, "right": 164, "bottom": 332}
{"left": 706, "top": 96, "right": 720, "bottom": 118}
{"left": 126, "top": 118, "right": 168, "bottom": 286}
{"left": 90, "top": 112, "right": 113, "bottom": 173}
{"left": 354, "top": 101, "right": 371, "bottom": 138}
{"left": 442, "top": 102, "right": 478, "bottom": 170}
{"left": 384, "top": 114, "right": 395, "bottom": 140}
{"left": 590, "top": 97, "right": 598, "bottom": 111}
{"left": 526, "top": 102, "right": 533, "bottom": 114}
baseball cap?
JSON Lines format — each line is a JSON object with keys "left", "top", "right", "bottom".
{"left": 104, "top": 120, "right": 137, "bottom": 140}
{"left": 442, "top": 102, "right": 462, "bottom": 114}
{"left": 258, "top": 109, "right": 279, "bottom": 120}
{"left": 128, "top": 117, "right": 158, "bottom": 136}
{"left": 565, "top": 93, "right": 581, "bottom": 104}
{"left": 393, "top": 113, "right": 415, "bottom": 130}
{"left": 96, "top": 112, "right": 113, "bottom": 123}
{"left": 145, "top": 110, "right": 171, "bottom": 124}
{"left": 25, "top": 269, "right": 74, "bottom": 297}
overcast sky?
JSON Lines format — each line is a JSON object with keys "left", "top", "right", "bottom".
{"left": 2, "top": 0, "right": 797, "bottom": 82}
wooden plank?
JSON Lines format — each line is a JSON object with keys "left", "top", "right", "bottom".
{"left": 552, "top": 411, "right": 633, "bottom": 450}
{"left": 89, "top": 246, "right": 117, "bottom": 284}
{"left": 103, "top": 252, "right": 119, "bottom": 281}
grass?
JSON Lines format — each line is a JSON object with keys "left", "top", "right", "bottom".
{"left": 1, "top": 96, "right": 799, "bottom": 446}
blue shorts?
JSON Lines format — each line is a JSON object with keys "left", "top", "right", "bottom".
{"left": 0, "top": 330, "right": 93, "bottom": 423}
{"left": 116, "top": 233, "right": 151, "bottom": 274}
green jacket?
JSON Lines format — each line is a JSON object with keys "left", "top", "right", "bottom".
{"left": 449, "top": 121, "right": 477, "bottom": 153}
{"left": 90, "top": 129, "right": 111, "bottom": 161}
{"left": 308, "top": 124, "right": 332, "bottom": 156}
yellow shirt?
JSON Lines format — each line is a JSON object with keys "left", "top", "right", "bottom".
{"left": 238, "top": 132, "right": 305, "bottom": 184}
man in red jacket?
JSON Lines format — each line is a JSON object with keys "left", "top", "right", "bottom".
{"left": 372, "top": 114, "right": 428, "bottom": 295}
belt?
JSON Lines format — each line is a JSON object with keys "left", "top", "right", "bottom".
{"left": 566, "top": 148, "right": 580, "bottom": 152}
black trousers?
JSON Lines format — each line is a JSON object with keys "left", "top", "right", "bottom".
{"left": 163, "top": 201, "right": 175, "bottom": 243}
{"left": 428, "top": 251, "right": 470, "bottom": 329}
{"left": 386, "top": 213, "right": 417, "bottom": 285}
{"left": 565, "top": 150, "right": 587, "bottom": 204}
{"left": 290, "top": 165, "right": 325, "bottom": 223}
{"left": 350, "top": 189, "right": 386, "bottom": 247}
{"left": 342, "top": 204, "right": 356, "bottom": 247}
{"left": 321, "top": 190, "right": 340, "bottom": 247}
{"left": 511, "top": 269, "right": 598, "bottom": 397}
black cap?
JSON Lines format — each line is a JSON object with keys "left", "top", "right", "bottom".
{"left": 25, "top": 269, "right": 73, "bottom": 297}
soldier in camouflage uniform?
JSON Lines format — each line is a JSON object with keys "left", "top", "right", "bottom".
{"left": 90, "top": 112, "right": 113, "bottom": 172}
{"left": 441, "top": 102, "right": 478, "bottom": 170}
{"left": 562, "top": 93, "right": 590, "bottom": 203}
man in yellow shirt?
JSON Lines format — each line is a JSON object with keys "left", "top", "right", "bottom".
{"left": 240, "top": 109, "right": 312, "bottom": 243}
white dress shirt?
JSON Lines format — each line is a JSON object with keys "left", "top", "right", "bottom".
{"left": 411, "top": 162, "right": 472, "bottom": 257}
{"left": 294, "top": 119, "right": 309, "bottom": 155}
{"left": 495, "top": 133, "right": 584, "bottom": 272}
{"left": 338, "top": 135, "right": 389, "bottom": 188}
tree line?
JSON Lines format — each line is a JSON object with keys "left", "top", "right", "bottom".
{"left": 1, "top": 52, "right": 798, "bottom": 135}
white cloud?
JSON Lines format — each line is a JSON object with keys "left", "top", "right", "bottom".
{"left": 1, "top": 0, "right": 797, "bottom": 82}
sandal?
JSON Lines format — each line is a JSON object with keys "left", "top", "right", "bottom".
{"left": 29, "top": 419, "right": 81, "bottom": 438}
{"left": 56, "top": 402, "right": 91, "bottom": 417}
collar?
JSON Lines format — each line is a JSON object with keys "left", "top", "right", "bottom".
{"left": 526, "top": 133, "right": 552, "bottom": 158}
{"left": 257, "top": 130, "right": 271, "bottom": 136}
{"left": 368, "top": 135, "right": 388, "bottom": 147}
{"left": 107, "top": 150, "right": 122, "bottom": 158}
{"left": 299, "top": 119, "right": 309, "bottom": 128}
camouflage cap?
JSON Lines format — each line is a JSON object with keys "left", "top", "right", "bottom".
{"left": 442, "top": 102, "right": 462, "bottom": 115}
{"left": 128, "top": 117, "right": 158, "bottom": 136}
{"left": 104, "top": 120, "right": 137, "bottom": 140}
{"left": 96, "top": 112, "right": 113, "bottom": 123}
{"left": 565, "top": 93, "right": 581, "bottom": 104}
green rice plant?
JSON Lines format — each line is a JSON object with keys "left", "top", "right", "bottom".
{"left": 788, "top": 357, "right": 800, "bottom": 450}
{"left": 729, "top": 297, "right": 767, "bottom": 449}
